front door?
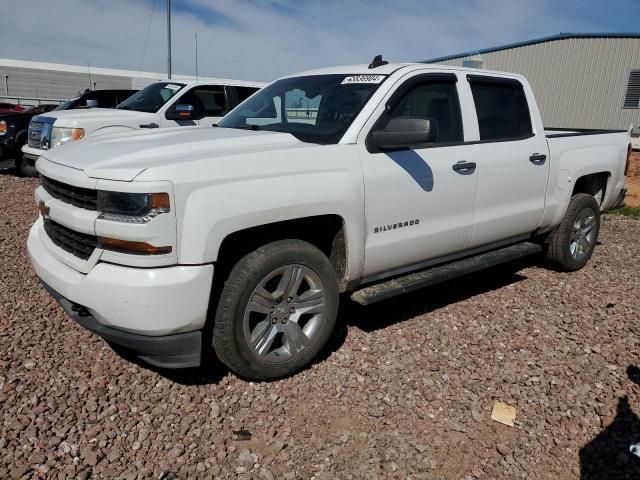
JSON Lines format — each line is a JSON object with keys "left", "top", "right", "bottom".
{"left": 359, "top": 74, "right": 479, "bottom": 278}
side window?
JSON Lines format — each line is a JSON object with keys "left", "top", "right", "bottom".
{"left": 97, "top": 91, "right": 118, "bottom": 108}
{"left": 236, "top": 86, "right": 259, "bottom": 103}
{"left": 179, "top": 86, "right": 227, "bottom": 118}
{"left": 470, "top": 80, "right": 532, "bottom": 140}
{"left": 383, "top": 81, "right": 463, "bottom": 143}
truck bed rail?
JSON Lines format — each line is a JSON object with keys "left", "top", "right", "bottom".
{"left": 545, "top": 127, "right": 628, "bottom": 138}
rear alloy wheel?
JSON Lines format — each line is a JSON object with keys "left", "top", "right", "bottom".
{"left": 546, "top": 193, "right": 601, "bottom": 271}
{"left": 212, "top": 240, "right": 339, "bottom": 380}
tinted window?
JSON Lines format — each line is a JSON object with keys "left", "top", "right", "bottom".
{"left": 94, "top": 91, "right": 118, "bottom": 108}
{"left": 178, "top": 86, "right": 227, "bottom": 117}
{"left": 383, "top": 82, "right": 463, "bottom": 143}
{"left": 470, "top": 80, "right": 532, "bottom": 140}
{"left": 236, "top": 86, "right": 259, "bottom": 103}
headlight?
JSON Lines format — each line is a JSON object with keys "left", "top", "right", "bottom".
{"left": 0, "top": 121, "right": 6, "bottom": 136}
{"left": 50, "top": 127, "right": 84, "bottom": 148}
{"left": 97, "top": 191, "right": 170, "bottom": 223}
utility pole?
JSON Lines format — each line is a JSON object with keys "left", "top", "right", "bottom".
{"left": 87, "top": 61, "right": 93, "bottom": 91}
{"left": 3, "top": 75, "right": 8, "bottom": 96}
{"left": 167, "top": 0, "right": 172, "bottom": 79}
{"left": 195, "top": 33, "right": 199, "bottom": 82}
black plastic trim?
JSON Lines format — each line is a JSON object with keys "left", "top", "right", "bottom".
{"left": 466, "top": 74, "right": 523, "bottom": 86}
{"left": 41, "top": 281, "right": 202, "bottom": 368}
{"left": 545, "top": 127, "right": 628, "bottom": 138}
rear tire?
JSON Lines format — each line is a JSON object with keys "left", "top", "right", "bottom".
{"left": 212, "top": 239, "right": 339, "bottom": 380}
{"left": 546, "top": 193, "right": 600, "bottom": 271}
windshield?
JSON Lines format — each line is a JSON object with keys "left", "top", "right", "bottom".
{"left": 54, "top": 97, "right": 80, "bottom": 111}
{"left": 117, "top": 82, "right": 185, "bottom": 113}
{"left": 218, "top": 74, "right": 386, "bottom": 144}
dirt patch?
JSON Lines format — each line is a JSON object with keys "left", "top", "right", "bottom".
{"left": 1, "top": 173, "right": 640, "bottom": 479}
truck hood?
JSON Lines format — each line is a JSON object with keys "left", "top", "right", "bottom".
{"left": 39, "top": 108, "right": 155, "bottom": 129}
{"left": 41, "top": 127, "right": 309, "bottom": 181}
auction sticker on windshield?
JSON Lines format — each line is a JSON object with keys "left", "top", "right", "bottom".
{"left": 165, "top": 84, "right": 182, "bottom": 91}
{"left": 341, "top": 75, "right": 386, "bottom": 85}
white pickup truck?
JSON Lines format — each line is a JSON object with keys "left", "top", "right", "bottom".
{"left": 21, "top": 79, "right": 264, "bottom": 176}
{"left": 27, "top": 60, "right": 631, "bottom": 380}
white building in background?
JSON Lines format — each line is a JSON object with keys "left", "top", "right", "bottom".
{"left": 424, "top": 33, "right": 640, "bottom": 130}
{"left": 0, "top": 58, "right": 238, "bottom": 105}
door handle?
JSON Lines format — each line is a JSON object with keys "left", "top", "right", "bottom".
{"left": 452, "top": 161, "right": 477, "bottom": 175}
{"left": 529, "top": 153, "right": 547, "bottom": 165}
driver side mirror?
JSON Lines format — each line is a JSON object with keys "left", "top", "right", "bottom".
{"left": 370, "top": 117, "right": 439, "bottom": 150}
{"left": 166, "top": 104, "right": 195, "bottom": 120}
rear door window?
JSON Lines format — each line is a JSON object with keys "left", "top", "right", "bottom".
{"left": 469, "top": 78, "right": 532, "bottom": 141}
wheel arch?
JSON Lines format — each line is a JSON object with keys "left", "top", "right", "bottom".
{"left": 572, "top": 171, "right": 610, "bottom": 206}
{"left": 214, "top": 214, "right": 351, "bottom": 293}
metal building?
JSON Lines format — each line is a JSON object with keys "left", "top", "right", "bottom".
{"left": 424, "top": 33, "right": 640, "bottom": 130}
{"left": 0, "top": 58, "right": 239, "bottom": 106}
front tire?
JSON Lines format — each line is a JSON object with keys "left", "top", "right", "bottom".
{"left": 17, "top": 157, "right": 38, "bottom": 177}
{"left": 212, "top": 239, "right": 339, "bottom": 380}
{"left": 546, "top": 193, "right": 601, "bottom": 271}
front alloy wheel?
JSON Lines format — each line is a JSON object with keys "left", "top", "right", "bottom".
{"left": 213, "top": 239, "right": 339, "bottom": 380}
{"left": 244, "top": 264, "right": 326, "bottom": 363}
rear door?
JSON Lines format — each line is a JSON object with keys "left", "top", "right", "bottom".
{"left": 358, "top": 72, "right": 479, "bottom": 278}
{"left": 467, "top": 75, "right": 549, "bottom": 247}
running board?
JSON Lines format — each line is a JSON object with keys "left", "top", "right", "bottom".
{"left": 350, "top": 241, "right": 542, "bottom": 306}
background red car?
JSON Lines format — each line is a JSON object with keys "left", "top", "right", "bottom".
{"left": 0, "top": 102, "right": 25, "bottom": 114}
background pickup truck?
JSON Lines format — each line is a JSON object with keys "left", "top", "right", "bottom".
{"left": 27, "top": 61, "right": 631, "bottom": 381}
{"left": 21, "top": 79, "right": 264, "bottom": 177}
{"left": 0, "top": 104, "right": 57, "bottom": 171}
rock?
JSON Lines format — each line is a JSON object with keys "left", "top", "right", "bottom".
{"left": 497, "top": 443, "right": 511, "bottom": 456}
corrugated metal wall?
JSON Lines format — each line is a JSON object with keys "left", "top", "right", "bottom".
{"left": 0, "top": 66, "right": 134, "bottom": 101}
{"left": 437, "top": 37, "right": 640, "bottom": 130}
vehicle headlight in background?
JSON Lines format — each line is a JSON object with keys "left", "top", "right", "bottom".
{"left": 0, "top": 121, "right": 6, "bottom": 136}
{"left": 50, "top": 127, "right": 84, "bottom": 148}
{"left": 97, "top": 191, "right": 170, "bottom": 223}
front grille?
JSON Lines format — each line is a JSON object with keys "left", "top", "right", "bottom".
{"left": 41, "top": 176, "right": 98, "bottom": 210}
{"left": 43, "top": 218, "right": 97, "bottom": 260}
{"left": 28, "top": 121, "right": 44, "bottom": 148}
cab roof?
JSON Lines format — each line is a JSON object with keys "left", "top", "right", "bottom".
{"left": 286, "top": 62, "right": 525, "bottom": 81}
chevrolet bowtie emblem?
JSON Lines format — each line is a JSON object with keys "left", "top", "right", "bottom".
{"left": 38, "top": 200, "right": 50, "bottom": 218}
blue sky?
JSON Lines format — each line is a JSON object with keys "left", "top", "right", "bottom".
{"left": 1, "top": 0, "right": 637, "bottom": 81}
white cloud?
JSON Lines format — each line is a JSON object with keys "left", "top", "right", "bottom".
{"left": 1, "top": 0, "right": 600, "bottom": 82}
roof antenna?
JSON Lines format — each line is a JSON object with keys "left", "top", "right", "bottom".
{"left": 368, "top": 54, "right": 388, "bottom": 69}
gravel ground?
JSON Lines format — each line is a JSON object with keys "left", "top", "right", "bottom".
{"left": 1, "top": 171, "right": 640, "bottom": 480}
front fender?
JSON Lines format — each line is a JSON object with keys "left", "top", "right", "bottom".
{"left": 172, "top": 146, "right": 365, "bottom": 282}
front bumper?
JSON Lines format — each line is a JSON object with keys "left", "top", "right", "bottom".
{"left": 21, "top": 144, "right": 44, "bottom": 161}
{"left": 42, "top": 281, "right": 202, "bottom": 368}
{"left": 27, "top": 222, "right": 214, "bottom": 368}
